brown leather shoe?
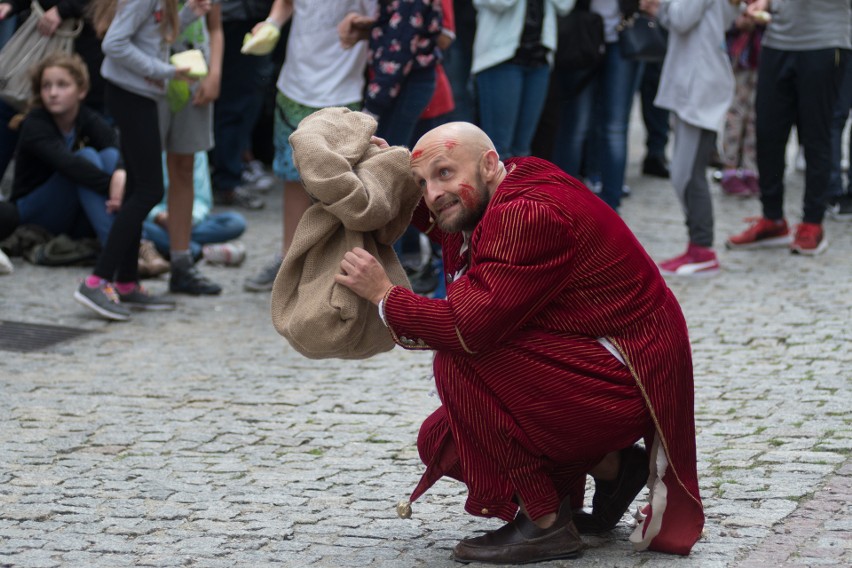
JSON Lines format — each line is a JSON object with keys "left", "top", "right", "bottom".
{"left": 452, "top": 496, "right": 583, "bottom": 565}
{"left": 573, "top": 444, "right": 649, "bottom": 534}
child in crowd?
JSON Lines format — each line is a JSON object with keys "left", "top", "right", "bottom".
{"left": 644, "top": 0, "right": 738, "bottom": 277}
{"left": 10, "top": 53, "right": 123, "bottom": 249}
{"left": 76, "top": 0, "right": 209, "bottom": 320}
{"left": 242, "top": 0, "right": 376, "bottom": 292}
{"left": 719, "top": 11, "right": 764, "bottom": 197}
{"left": 143, "top": 151, "right": 246, "bottom": 266}
{"left": 162, "top": 0, "right": 225, "bottom": 295}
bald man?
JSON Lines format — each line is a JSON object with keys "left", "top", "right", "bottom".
{"left": 337, "top": 123, "right": 704, "bottom": 564}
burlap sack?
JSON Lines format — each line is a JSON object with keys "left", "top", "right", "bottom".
{"left": 270, "top": 107, "right": 422, "bottom": 359}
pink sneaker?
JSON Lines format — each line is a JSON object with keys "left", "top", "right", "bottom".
{"left": 742, "top": 173, "right": 760, "bottom": 196}
{"left": 658, "top": 243, "right": 720, "bottom": 277}
{"left": 720, "top": 172, "right": 752, "bottom": 197}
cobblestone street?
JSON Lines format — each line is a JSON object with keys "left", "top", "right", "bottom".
{"left": 1, "top": 117, "right": 850, "bottom": 567}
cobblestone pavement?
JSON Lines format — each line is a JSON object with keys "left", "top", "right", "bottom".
{"left": 1, "top": 118, "right": 850, "bottom": 567}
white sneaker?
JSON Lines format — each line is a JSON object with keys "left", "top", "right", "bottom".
{"left": 0, "top": 247, "right": 12, "bottom": 275}
{"left": 202, "top": 241, "right": 247, "bottom": 267}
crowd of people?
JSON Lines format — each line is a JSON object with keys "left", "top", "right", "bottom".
{"left": 0, "top": 0, "right": 849, "bottom": 294}
{"left": 0, "top": 0, "right": 850, "bottom": 564}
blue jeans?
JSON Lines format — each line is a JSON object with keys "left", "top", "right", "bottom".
{"left": 375, "top": 66, "right": 437, "bottom": 147}
{"left": 554, "top": 42, "right": 640, "bottom": 211}
{"left": 142, "top": 211, "right": 246, "bottom": 259}
{"left": 211, "top": 21, "right": 272, "bottom": 191}
{"left": 639, "top": 60, "right": 669, "bottom": 159}
{"left": 15, "top": 147, "right": 119, "bottom": 244}
{"left": 476, "top": 62, "right": 551, "bottom": 158}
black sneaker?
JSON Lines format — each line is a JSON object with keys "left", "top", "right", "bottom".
{"left": 213, "top": 186, "right": 265, "bottom": 210}
{"left": 641, "top": 155, "right": 670, "bottom": 178}
{"left": 170, "top": 265, "right": 223, "bottom": 295}
{"left": 118, "top": 285, "right": 176, "bottom": 311}
{"left": 827, "top": 193, "right": 852, "bottom": 220}
{"left": 74, "top": 280, "right": 131, "bottom": 321}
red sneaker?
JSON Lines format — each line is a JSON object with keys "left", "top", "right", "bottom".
{"left": 726, "top": 217, "right": 791, "bottom": 249}
{"left": 790, "top": 222, "right": 828, "bottom": 255}
{"left": 658, "top": 244, "right": 720, "bottom": 277}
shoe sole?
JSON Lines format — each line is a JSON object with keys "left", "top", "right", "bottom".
{"left": 121, "top": 301, "right": 176, "bottom": 311}
{"left": 790, "top": 238, "right": 829, "bottom": 256}
{"left": 169, "top": 287, "right": 223, "bottom": 296}
{"left": 74, "top": 290, "right": 130, "bottom": 321}
{"left": 725, "top": 235, "right": 792, "bottom": 250}
{"left": 243, "top": 282, "right": 274, "bottom": 292}
{"left": 660, "top": 266, "right": 720, "bottom": 278}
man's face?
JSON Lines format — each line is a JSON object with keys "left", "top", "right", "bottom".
{"left": 410, "top": 139, "right": 490, "bottom": 233}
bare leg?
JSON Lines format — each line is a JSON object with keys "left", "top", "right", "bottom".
{"left": 517, "top": 495, "right": 558, "bottom": 529}
{"left": 166, "top": 152, "right": 195, "bottom": 252}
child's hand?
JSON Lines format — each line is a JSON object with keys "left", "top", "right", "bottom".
{"left": 37, "top": 6, "right": 62, "bottom": 36}
{"left": 193, "top": 74, "right": 220, "bottom": 105}
{"left": 107, "top": 169, "right": 126, "bottom": 214}
{"left": 187, "top": 0, "right": 211, "bottom": 17}
{"left": 172, "top": 67, "right": 198, "bottom": 83}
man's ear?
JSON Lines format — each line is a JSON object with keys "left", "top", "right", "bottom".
{"left": 479, "top": 149, "right": 500, "bottom": 182}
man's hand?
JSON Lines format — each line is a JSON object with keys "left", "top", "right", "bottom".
{"left": 37, "top": 6, "right": 62, "bottom": 36}
{"left": 334, "top": 247, "right": 393, "bottom": 305}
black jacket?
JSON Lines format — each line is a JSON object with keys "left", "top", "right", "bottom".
{"left": 11, "top": 106, "right": 121, "bottom": 201}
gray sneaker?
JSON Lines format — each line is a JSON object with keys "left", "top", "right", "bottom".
{"left": 118, "top": 286, "right": 177, "bottom": 311}
{"left": 244, "top": 257, "right": 283, "bottom": 292}
{"left": 74, "top": 281, "right": 131, "bottom": 321}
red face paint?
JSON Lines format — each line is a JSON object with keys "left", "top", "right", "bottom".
{"left": 443, "top": 139, "right": 458, "bottom": 151}
{"left": 457, "top": 183, "right": 479, "bottom": 211}
{"left": 410, "top": 149, "right": 423, "bottom": 160}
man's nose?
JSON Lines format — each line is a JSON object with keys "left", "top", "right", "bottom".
{"left": 423, "top": 181, "right": 442, "bottom": 204}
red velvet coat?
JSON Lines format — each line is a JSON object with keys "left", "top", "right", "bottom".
{"left": 383, "top": 158, "right": 704, "bottom": 555}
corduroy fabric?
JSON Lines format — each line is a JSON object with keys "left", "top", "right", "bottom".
{"left": 384, "top": 157, "right": 704, "bottom": 555}
{"left": 271, "top": 107, "right": 422, "bottom": 359}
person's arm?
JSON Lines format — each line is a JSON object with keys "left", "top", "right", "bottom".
{"left": 364, "top": 0, "right": 442, "bottom": 116}
{"left": 263, "top": 0, "right": 292, "bottom": 29}
{"left": 18, "top": 113, "right": 113, "bottom": 195}
{"left": 342, "top": 200, "right": 577, "bottom": 355}
{"left": 193, "top": 3, "right": 223, "bottom": 106}
{"left": 102, "top": 0, "right": 176, "bottom": 80}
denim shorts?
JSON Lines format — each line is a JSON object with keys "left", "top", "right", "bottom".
{"left": 273, "top": 92, "right": 360, "bottom": 181}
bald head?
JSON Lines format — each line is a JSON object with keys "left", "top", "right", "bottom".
{"left": 412, "top": 122, "right": 497, "bottom": 164}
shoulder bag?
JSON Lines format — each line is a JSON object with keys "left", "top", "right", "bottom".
{"left": 0, "top": 1, "right": 83, "bottom": 110}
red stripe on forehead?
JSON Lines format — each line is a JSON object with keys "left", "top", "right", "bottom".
{"left": 411, "top": 149, "right": 424, "bottom": 160}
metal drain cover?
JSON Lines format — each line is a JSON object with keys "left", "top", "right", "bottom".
{"left": 0, "top": 320, "right": 93, "bottom": 352}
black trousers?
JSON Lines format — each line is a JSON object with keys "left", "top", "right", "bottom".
{"left": 94, "top": 82, "right": 164, "bottom": 282}
{"left": 756, "top": 47, "right": 848, "bottom": 224}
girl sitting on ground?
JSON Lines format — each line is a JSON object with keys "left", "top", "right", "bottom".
{"left": 9, "top": 52, "right": 125, "bottom": 249}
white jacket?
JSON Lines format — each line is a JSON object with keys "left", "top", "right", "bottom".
{"left": 472, "top": 0, "right": 575, "bottom": 74}
{"left": 654, "top": 0, "right": 738, "bottom": 132}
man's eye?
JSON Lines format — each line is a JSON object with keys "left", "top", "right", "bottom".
{"left": 439, "top": 168, "right": 450, "bottom": 177}
{"left": 417, "top": 179, "right": 426, "bottom": 188}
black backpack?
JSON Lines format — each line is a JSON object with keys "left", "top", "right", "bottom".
{"left": 555, "top": 0, "right": 606, "bottom": 71}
